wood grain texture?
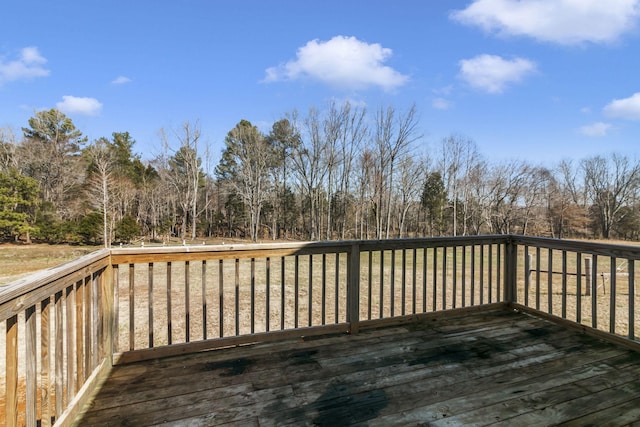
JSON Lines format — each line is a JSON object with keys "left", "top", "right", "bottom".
{"left": 75, "top": 309, "right": 640, "bottom": 426}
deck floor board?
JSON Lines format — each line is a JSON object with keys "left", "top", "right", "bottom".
{"left": 75, "top": 309, "right": 640, "bottom": 426}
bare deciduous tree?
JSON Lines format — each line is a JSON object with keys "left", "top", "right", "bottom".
{"left": 582, "top": 153, "right": 640, "bottom": 238}
{"left": 159, "top": 121, "right": 204, "bottom": 240}
{"left": 85, "top": 138, "right": 115, "bottom": 247}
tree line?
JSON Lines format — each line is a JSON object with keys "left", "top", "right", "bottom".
{"left": 1, "top": 103, "right": 640, "bottom": 246}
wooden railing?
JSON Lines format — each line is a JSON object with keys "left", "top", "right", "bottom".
{"left": 512, "top": 236, "right": 640, "bottom": 348}
{"left": 108, "top": 237, "right": 509, "bottom": 364}
{"left": 1, "top": 235, "right": 639, "bottom": 426}
{"left": 0, "top": 249, "right": 112, "bottom": 427}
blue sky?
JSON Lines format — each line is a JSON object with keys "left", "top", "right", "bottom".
{"left": 2, "top": 0, "right": 640, "bottom": 165}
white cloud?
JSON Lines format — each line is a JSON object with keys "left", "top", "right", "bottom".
{"left": 579, "top": 122, "right": 612, "bottom": 137}
{"left": 433, "top": 85, "right": 454, "bottom": 96}
{"left": 458, "top": 54, "right": 536, "bottom": 94}
{"left": 0, "top": 46, "right": 50, "bottom": 85}
{"left": 111, "top": 75, "right": 131, "bottom": 85}
{"left": 451, "top": 0, "right": 640, "bottom": 45}
{"left": 432, "top": 98, "right": 452, "bottom": 110}
{"left": 56, "top": 95, "right": 103, "bottom": 116}
{"left": 263, "top": 35, "right": 409, "bottom": 92}
{"left": 604, "top": 92, "right": 640, "bottom": 120}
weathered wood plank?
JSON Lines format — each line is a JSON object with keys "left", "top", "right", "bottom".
{"left": 65, "top": 285, "right": 75, "bottom": 403}
{"left": 0, "top": 249, "right": 110, "bottom": 308}
{"left": 5, "top": 315, "right": 18, "bottom": 427}
{"left": 560, "top": 395, "right": 640, "bottom": 426}
{"left": 76, "top": 309, "right": 640, "bottom": 426}
{"left": 40, "top": 297, "right": 51, "bottom": 427}
{"left": 54, "top": 291, "right": 64, "bottom": 418}
{"left": 25, "top": 305, "right": 37, "bottom": 427}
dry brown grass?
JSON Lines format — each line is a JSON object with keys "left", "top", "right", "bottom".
{"left": 0, "top": 244, "right": 95, "bottom": 285}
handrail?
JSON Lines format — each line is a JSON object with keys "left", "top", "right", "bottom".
{"left": 1, "top": 235, "right": 639, "bottom": 425}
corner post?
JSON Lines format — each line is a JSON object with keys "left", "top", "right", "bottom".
{"left": 347, "top": 243, "right": 361, "bottom": 334}
{"left": 504, "top": 237, "right": 517, "bottom": 305}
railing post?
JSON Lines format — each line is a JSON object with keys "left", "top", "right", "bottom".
{"left": 504, "top": 237, "right": 517, "bottom": 304}
{"left": 585, "top": 257, "right": 592, "bottom": 296}
{"left": 347, "top": 243, "right": 361, "bottom": 334}
{"left": 104, "top": 261, "right": 114, "bottom": 366}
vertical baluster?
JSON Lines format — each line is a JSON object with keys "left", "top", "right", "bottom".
{"left": 390, "top": 249, "right": 396, "bottom": 317}
{"left": 308, "top": 255, "right": 313, "bottom": 327}
{"left": 610, "top": 257, "right": 617, "bottom": 334}
{"left": 348, "top": 243, "right": 361, "bottom": 334}
{"left": 335, "top": 253, "right": 340, "bottom": 323}
{"left": 535, "top": 247, "right": 541, "bottom": 310}
{"left": 442, "top": 247, "right": 447, "bottom": 310}
{"left": 65, "top": 285, "right": 75, "bottom": 403}
{"left": 75, "top": 280, "right": 84, "bottom": 385}
{"left": 6, "top": 314, "right": 18, "bottom": 427}
{"left": 576, "top": 253, "right": 582, "bottom": 324}
{"left": 412, "top": 248, "right": 417, "bottom": 314}
{"left": 149, "top": 263, "right": 154, "bottom": 348}
{"left": 452, "top": 246, "right": 457, "bottom": 309}
{"left": 202, "top": 260, "right": 207, "bottom": 340}
{"left": 401, "top": 249, "right": 406, "bottom": 316}
{"left": 92, "top": 272, "right": 99, "bottom": 370}
{"left": 479, "top": 245, "right": 484, "bottom": 305}
{"left": 322, "top": 253, "right": 327, "bottom": 325}
{"left": 524, "top": 246, "right": 530, "bottom": 306}
{"left": 432, "top": 247, "right": 438, "bottom": 311}
{"left": 592, "top": 254, "right": 598, "bottom": 328}
{"left": 281, "top": 256, "right": 285, "bottom": 330}
{"left": 488, "top": 245, "right": 493, "bottom": 303}
{"left": 26, "top": 305, "right": 37, "bottom": 427}
{"left": 294, "top": 255, "right": 299, "bottom": 328}
{"left": 379, "top": 250, "right": 385, "bottom": 319}
{"left": 562, "top": 251, "right": 567, "bottom": 319}
{"left": 54, "top": 291, "right": 63, "bottom": 417}
{"left": 235, "top": 258, "right": 240, "bottom": 336}
{"left": 548, "top": 249, "right": 553, "bottom": 315}
{"left": 461, "top": 246, "right": 466, "bottom": 308}
{"left": 251, "top": 258, "right": 256, "bottom": 334}
{"left": 422, "top": 248, "right": 427, "bottom": 312}
{"left": 368, "top": 251, "right": 373, "bottom": 320}
{"left": 219, "top": 259, "right": 224, "bottom": 337}
{"left": 185, "top": 260, "right": 191, "bottom": 342}
{"left": 128, "top": 264, "right": 135, "bottom": 351}
{"left": 496, "top": 244, "right": 501, "bottom": 301}
{"left": 470, "top": 246, "right": 475, "bottom": 306}
{"left": 167, "top": 262, "right": 172, "bottom": 345}
{"left": 113, "top": 265, "right": 120, "bottom": 353}
{"left": 97, "top": 270, "right": 105, "bottom": 360}
{"left": 629, "top": 260, "right": 635, "bottom": 340}
{"left": 266, "top": 257, "right": 271, "bottom": 332}
{"left": 41, "top": 297, "right": 51, "bottom": 427}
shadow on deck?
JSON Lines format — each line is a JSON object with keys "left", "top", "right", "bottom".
{"left": 76, "top": 308, "right": 640, "bottom": 426}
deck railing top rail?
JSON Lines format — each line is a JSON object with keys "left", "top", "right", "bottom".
{"left": 0, "top": 248, "right": 111, "bottom": 310}
{"left": 512, "top": 235, "right": 640, "bottom": 259}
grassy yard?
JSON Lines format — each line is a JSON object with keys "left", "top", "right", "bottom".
{"left": 0, "top": 244, "right": 96, "bottom": 285}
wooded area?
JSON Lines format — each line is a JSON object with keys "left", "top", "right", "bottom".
{"left": 1, "top": 102, "right": 640, "bottom": 245}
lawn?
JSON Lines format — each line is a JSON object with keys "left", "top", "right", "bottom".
{"left": 0, "top": 244, "right": 96, "bottom": 285}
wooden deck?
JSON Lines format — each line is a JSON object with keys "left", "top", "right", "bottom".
{"left": 75, "top": 308, "right": 640, "bottom": 426}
